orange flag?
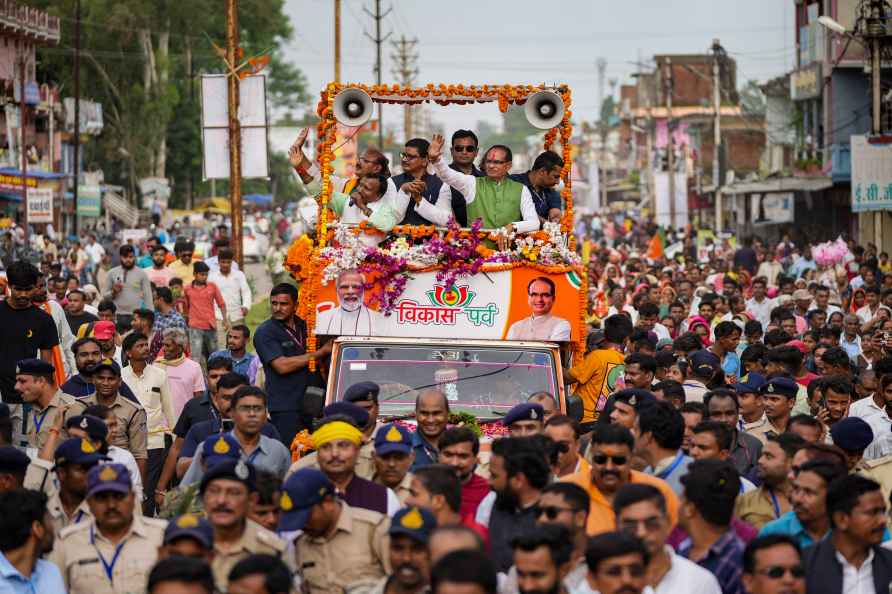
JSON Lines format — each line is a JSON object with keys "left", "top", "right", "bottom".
{"left": 646, "top": 233, "right": 664, "bottom": 260}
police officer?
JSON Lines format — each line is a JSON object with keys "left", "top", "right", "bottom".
{"left": 0, "top": 444, "right": 30, "bottom": 492}
{"left": 201, "top": 458, "right": 288, "bottom": 590}
{"left": 289, "top": 383, "right": 381, "bottom": 480}
{"left": 68, "top": 359, "right": 149, "bottom": 482}
{"left": 353, "top": 506, "right": 438, "bottom": 594}
{"left": 503, "top": 402, "right": 545, "bottom": 437}
{"left": 748, "top": 377, "right": 799, "bottom": 444}
{"left": 50, "top": 463, "right": 168, "bottom": 593}
{"left": 372, "top": 423, "right": 415, "bottom": 503}
{"left": 159, "top": 431, "right": 243, "bottom": 518}
{"left": 46, "top": 437, "right": 108, "bottom": 536}
{"left": 280, "top": 468, "right": 390, "bottom": 594}
{"left": 15, "top": 358, "right": 77, "bottom": 449}
{"left": 830, "top": 417, "right": 874, "bottom": 471}
{"left": 159, "top": 513, "right": 215, "bottom": 562}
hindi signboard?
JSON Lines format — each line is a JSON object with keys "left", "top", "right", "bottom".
{"left": 851, "top": 135, "right": 892, "bottom": 212}
{"left": 313, "top": 269, "right": 582, "bottom": 341}
{"left": 26, "top": 188, "right": 53, "bottom": 223}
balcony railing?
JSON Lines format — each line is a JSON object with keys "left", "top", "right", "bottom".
{"left": 0, "top": 0, "right": 60, "bottom": 44}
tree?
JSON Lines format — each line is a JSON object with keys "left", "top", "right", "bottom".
{"left": 34, "top": 0, "right": 309, "bottom": 207}
{"left": 740, "top": 80, "right": 767, "bottom": 116}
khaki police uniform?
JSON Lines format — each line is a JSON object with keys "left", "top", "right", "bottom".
{"left": 46, "top": 491, "right": 93, "bottom": 538}
{"left": 70, "top": 393, "right": 149, "bottom": 460}
{"left": 374, "top": 471, "right": 413, "bottom": 504}
{"left": 288, "top": 439, "right": 376, "bottom": 481}
{"left": 734, "top": 485, "right": 789, "bottom": 530}
{"left": 745, "top": 419, "right": 786, "bottom": 446}
{"left": 26, "top": 390, "right": 77, "bottom": 449}
{"left": 294, "top": 501, "right": 390, "bottom": 594}
{"left": 211, "top": 519, "right": 288, "bottom": 590}
{"left": 50, "top": 514, "right": 168, "bottom": 594}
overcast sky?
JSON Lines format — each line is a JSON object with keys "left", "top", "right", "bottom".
{"left": 281, "top": 0, "right": 795, "bottom": 134}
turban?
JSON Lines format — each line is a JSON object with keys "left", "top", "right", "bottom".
{"left": 312, "top": 421, "right": 363, "bottom": 449}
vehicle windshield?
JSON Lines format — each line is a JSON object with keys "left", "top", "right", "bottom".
{"left": 333, "top": 343, "right": 558, "bottom": 420}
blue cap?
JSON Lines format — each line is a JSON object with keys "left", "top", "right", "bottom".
{"left": 760, "top": 377, "right": 799, "bottom": 398}
{"left": 732, "top": 373, "right": 767, "bottom": 395}
{"left": 323, "top": 401, "right": 369, "bottom": 428}
{"left": 66, "top": 415, "right": 109, "bottom": 442}
{"left": 199, "top": 459, "right": 256, "bottom": 493}
{"left": 91, "top": 358, "right": 122, "bottom": 377}
{"left": 278, "top": 469, "right": 336, "bottom": 532}
{"left": 831, "top": 417, "right": 874, "bottom": 452}
{"left": 389, "top": 506, "right": 438, "bottom": 543}
{"left": 86, "top": 463, "right": 131, "bottom": 498}
{"left": 612, "top": 389, "right": 656, "bottom": 409}
{"left": 690, "top": 350, "right": 721, "bottom": 377}
{"left": 344, "top": 381, "right": 380, "bottom": 403}
{"left": 164, "top": 514, "right": 214, "bottom": 548}
{"left": 503, "top": 402, "right": 545, "bottom": 427}
{"left": 15, "top": 358, "right": 55, "bottom": 376}
{"left": 0, "top": 445, "right": 30, "bottom": 474}
{"left": 201, "top": 433, "right": 243, "bottom": 468}
{"left": 374, "top": 423, "right": 412, "bottom": 455}
{"left": 54, "top": 437, "right": 108, "bottom": 467}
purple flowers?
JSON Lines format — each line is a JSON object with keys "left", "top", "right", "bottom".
{"left": 358, "top": 247, "right": 410, "bottom": 315}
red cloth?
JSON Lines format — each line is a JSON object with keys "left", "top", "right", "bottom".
{"left": 461, "top": 473, "right": 491, "bottom": 519}
{"left": 461, "top": 514, "right": 491, "bottom": 551}
{"left": 184, "top": 282, "right": 225, "bottom": 330}
{"left": 795, "top": 372, "right": 819, "bottom": 388}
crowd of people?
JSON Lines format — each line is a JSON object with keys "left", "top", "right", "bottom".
{"left": 0, "top": 128, "right": 892, "bottom": 594}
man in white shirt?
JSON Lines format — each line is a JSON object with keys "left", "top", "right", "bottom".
{"left": 506, "top": 277, "right": 571, "bottom": 341}
{"left": 120, "top": 331, "right": 175, "bottom": 514}
{"left": 315, "top": 269, "right": 384, "bottom": 336}
{"left": 85, "top": 234, "right": 105, "bottom": 271}
{"left": 391, "top": 138, "right": 455, "bottom": 226}
{"left": 612, "top": 484, "right": 722, "bottom": 594}
{"left": 208, "top": 247, "right": 252, "bottom": 346}
{"left": 746, "top": 277, "right": 777, "bottom": 332}
{"left": 856, "top": 287, "right": 883, "bottom": 325}
{"left": 428, "top": 134, "right": 540, "bottom": 235}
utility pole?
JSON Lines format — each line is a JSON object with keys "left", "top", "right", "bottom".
{"left": 391, "top": 36, "right": 418, "bottom": 138}
{"left": 597, "top": 58, "right": 608, "bottom": 216}
{"left": 226, "top": 0, "right": 244, "bottom": 267}
{"left": 334, "top": 0, "right": 341, "bottom": 83}
{"left": 712, "top": 38, "right": 723, "bottom": 232}
{"left": 73, "top": 0, "right": 80, "bottom": 234}
{"left": 665, "top": 57, "right": 676, "bottom": 229}
{"left": 19, "top": 46, "right": 27, "bottom": 243}
{"left": 364, "top": 0, "right": 391, "bottom": 147}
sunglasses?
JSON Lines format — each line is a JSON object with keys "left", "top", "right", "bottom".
{"left": 532, "top": 505, "right": 576, "bottom": 520}
{"left": 400, "top": 152, "right": 421, "bottom": 160}
{"left": 601, "top": 563, "right": 646, "bottom": 578}
{"left": 452, "top": 145, "right": 477, "bottom": 153}
{"left": 593, "top": 454, "right": 628, "bottom": 466}
{"left": 759, "top": 565, "right": 805, "bottom": 579}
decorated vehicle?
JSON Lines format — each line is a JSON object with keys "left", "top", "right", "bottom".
{"left": 286, "top": 82, "right": 587, "bottom": 426}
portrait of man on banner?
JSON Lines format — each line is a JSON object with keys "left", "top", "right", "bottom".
{"left": 315, "top": 269, "right": 383, "bottom": 336}
{"left": 506, "top": 276, "right": 571, "bottom": 341}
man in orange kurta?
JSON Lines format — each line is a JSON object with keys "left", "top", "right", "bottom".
{"left": 562, "top": 424, "right": 679, "bottom": 535}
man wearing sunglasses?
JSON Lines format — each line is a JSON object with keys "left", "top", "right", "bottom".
{"left": 428, "top": 133, "right": 540, "bottom": 238}
{"left": 580, "top": 531, "right": 649, "bottom": 594}
{"left": 613, "top": 484, "right": 722, "bottom": 594}
{"left": 289, "top": 127, "right": 398, "bottom": 205}
{"left": 392, "top": 138, "right": 454, "bottom": 226}
{"left": 802, "top": 474, "right": 892, "bottom": 594}
{"left": 447, "top": 130, "right": 483, "bottom": 227}
{"left": 741, "top": 535, "right": 805, "bottom": 594}
{"left": 533, "top": 483, "right": 591, "bottom": 592}
{"left": 562, "top": 424, "right": 678, "bottom": 536}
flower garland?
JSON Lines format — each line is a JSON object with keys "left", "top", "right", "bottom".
{"left": 358, "top": 248, "right": 410, "bottom": 314}
{"left": 301, "top": 82, "right": 584, "bottom": 358}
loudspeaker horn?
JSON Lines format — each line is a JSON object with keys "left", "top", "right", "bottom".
{"left": 524, "top": 90, "right": 565, "bottom": 129}
{"left": 333, "top": 88, "right": 373, "bottom": 127}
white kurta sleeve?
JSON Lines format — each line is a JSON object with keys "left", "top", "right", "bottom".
{"left": 513, "top": 186, "right": 541, "bottom": 234}
{"left": 432, "top": 158, "right": 477, "bottom": 204}
{"left": 413, "top": 183, "right": 455, "bottom": 226}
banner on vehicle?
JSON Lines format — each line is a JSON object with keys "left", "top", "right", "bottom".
{"left": 314, "top": 269, "right": 582, "bottom": 341}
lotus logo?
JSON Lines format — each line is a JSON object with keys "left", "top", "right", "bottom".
{"left": 428, "top": 284, "right": 475, "bottom": 308}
